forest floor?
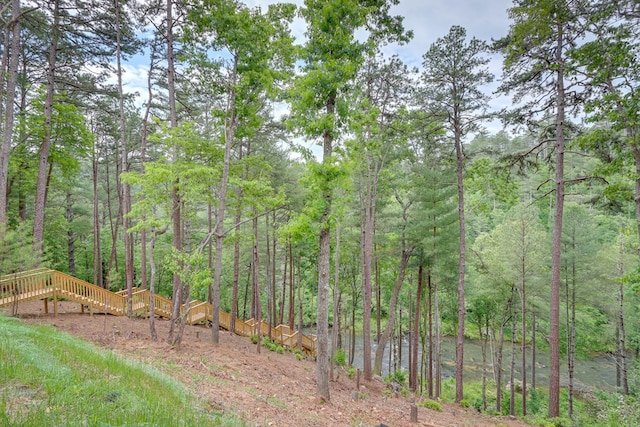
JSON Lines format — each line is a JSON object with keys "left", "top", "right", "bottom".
{"left": 12, "top": 300, "right": 531, "bottom": 427}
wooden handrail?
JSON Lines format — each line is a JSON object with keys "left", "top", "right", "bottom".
{"left": 0, "top": 268, "right": 317, "bottom": 356}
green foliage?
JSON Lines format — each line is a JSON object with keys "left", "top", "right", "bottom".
{"left": 333, "top": 347, "right": 346, "bottom": 367}
{"left": 0, "top": 316, "right": 239, "bottom": 426}
{"left": 529, "top": 387, "right": 543, "bottom": 415}
{"left": 260, "top": 337, "right": 285, "bottom": 354}
{"left": 383, "top": 369, "right": 407, "bottom": 386}
{"left": 0, "top": 223, "right": 41, "bottom": 275}
{"left": 346, "top": 367, "right": 356, "bottom": 379}
{"left": 419, "top": 399, "right": 442, "bottom": 412}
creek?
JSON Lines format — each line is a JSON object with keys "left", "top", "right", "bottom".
{"left": 342, "top": 334, "right": 627, "bottom": 392}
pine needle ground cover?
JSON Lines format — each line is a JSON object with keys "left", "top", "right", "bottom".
{"left": 0, "top": 315, "right": 239, "bottom": 426}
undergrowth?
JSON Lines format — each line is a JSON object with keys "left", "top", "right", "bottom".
{"left": 0, "top": 315, "right": 243, "bottom": 426}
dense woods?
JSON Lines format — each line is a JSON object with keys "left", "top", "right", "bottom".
{"left": 2, "top": 0, "right": 640, "bottom": 424}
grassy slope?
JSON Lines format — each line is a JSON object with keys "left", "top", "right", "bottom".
{"left": 0, "top": 315, "right": 241, "bottom": 426}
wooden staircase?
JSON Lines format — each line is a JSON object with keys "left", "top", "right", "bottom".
{"left": 0, "top": 269, "right": 316, "bottom": 355}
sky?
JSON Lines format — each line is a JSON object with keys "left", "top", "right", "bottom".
{"left": 243, "top": 0, "right": 514, "bottom": 68}
{"left": 122, "top": 0, "right": 516, "bottom": 134}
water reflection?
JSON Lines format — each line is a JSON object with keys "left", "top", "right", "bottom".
{"left": 341, "top": 333, "right": 624, "bottom": 392}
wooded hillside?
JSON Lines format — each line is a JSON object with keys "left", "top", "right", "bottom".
{"left": 1, "top": 0, "right": 639, "bottom": 424}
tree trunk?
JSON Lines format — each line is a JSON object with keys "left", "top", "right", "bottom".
{"left": 92, "top": 141, "right": 103, "bottom": 288}
{"left": 106, "top": 156, "right": 121, "bottom": 285}
{"left": 149, "top": 224, "right": 167, "bottom": 341}
{"left": 548, "top": 21, "right": 567, "bottom": 419}
{"left": 167, "top": 0, "right": 183, "bottom": 347}
{"left": 316, "top": 94, "right": 335, "bottom": 402}
{"left": 265, "top": 215, "right": 272, "bottom": 339}
{"left": 330, "top": 224, "right": 341, "bottom": 381}
{"left": 373, "top": 249, "right": 410, "bottom": 375}
{"left": 509, "top": 294, "right": 516, "bottom": 417}
{"left": 361, "top": 165, "right": 374, "bottom": 382}
{"left": 481, "top": 318, "right": 488, "bottom": 411}
{"left": 66, "top": 191, "right": 76, "bottom": 275}
{"left": 532, "top": 312, "right": 536, "bottom": 389}
{"left": 115, "top": 0, "right": 134, "bottom": 316}
{"left": 428, "top": 269, "right": 433, "bottom": 398}
{"left": 495, "top": 309, "right": 508, "bottom": 414}
{"left": 375, "top": 246, "right": 381, "bottom": 343}
{"left": 0, "top": 0, "right": 20, "bottom": 225}
{"left": 288, "top": 240, "right": 294, "bottom": 330}
{"left": 410, "top": 266, "right": 423, "bottom": 392}
{"left": 211, "top": 54, "right": 238, "bottom": 345}
{"left": 279, "top": 238, "right": 288, "bottom": 325}
{"left": 33, "top": 0, "right": 60, "bottom": 259}
{"left": 231, "top": 193, "right": 242, "bottom": 333}
{"left": 253, "top": 215, "right": 261, "bottom": 353}
{"left": 618, "top": 226, "right": 629, "bottom": 395}
{"left": 434, "top": 278, "right": 441, "bottom": 399}
{"left": 139, "top": 41, "right": 157, "bottom": 291}
{"left": 521, "top": 260, "right": 527, "bottom": 415}
{"left": 297, "top": 253, "right": 303, "bottom": 351}
{"left": 271, "top": 211, "right": 277, "bottom": 329}
{"left": 454, "top": 114, "right": 466, "bottom": 404}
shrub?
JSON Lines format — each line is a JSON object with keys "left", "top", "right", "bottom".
{"left": 334, "top": 348, "right": 346, "bottom": 367}
{"left": 346, "top": 367, "right": 356, "bottom": 379}
{"left": 420, "top": 399, "right": 442, "bottom": 412}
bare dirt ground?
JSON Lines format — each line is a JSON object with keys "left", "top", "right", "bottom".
{"left": 11, "top": 300, "right": 530, "bottom": 427}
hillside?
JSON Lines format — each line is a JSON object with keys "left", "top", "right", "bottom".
{"left": 8, "top": 300, "right": 531, "bottom": 427}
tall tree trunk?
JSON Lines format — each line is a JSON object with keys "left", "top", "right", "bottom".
{"left": 149, "top": 230, "right": 158, "bottom": 341}
{"left": 434, "top": 278, "right": 441, "bottom": 399}
{"left": 330, "top": 224, "right": 341, "bottom": 381}
{"left": 568, "top": 260, "right": 576, "bottom": 418}
{"left": 148, "top": 224, "right": 167, "bottom": 341}
{"left": 495, "top": 307, "right": 509, "bottom": 414}
{"left": 410, "top": 265, "right": 423, "bottom": 391}
{"left": 115, "top": 0, "right": 134, "bottom": 316}
{"left": 548, "top": 22, "right": 567, "bottom": 418}
{"left": 253, "top": 215, "right": 261, "bottom": 353}
{"left": 454, "top": 113, "right": 466, "bottom": 404}
{"left": 316, "top": 94, "right": 335, "bottom": 402}
{"left": 139, "top": 41, "right": 157, "bottom": 290}
{"left": 279, "top": 237, "right": 288, "bottom": 325}
{"left": 480, "top": 318, "right": 488, "bottom": 411}
{"left": 288, "top": 240, "right": 294, "bottom": 330}
{"left": 65, "top": 191, "right": 75, "bottom": 275}
{"left": 373, "top": 249, "right": 410, "bottom": 375}
{"left": 296, "top": 252, "right": 303, "bottom": 351}
{"left": 509, "top": 297, "right": 516, "bottom": 417}
{"left": 618, "top": 228, "right": 629, "bottom": 395}
{"left": 428, "top": 269, "right": 433, "bottom": 398}
{"left": 520, "top": 254, "right": 527, "bottom": 415}
{"left": 33, "top": 0, "right": 60, "bottom": 259}
{"left": 361, "top": 164, "right": 375, "bottom": 381}
{"left": 532, "top": 312, "right": 536, "bottom": 389}
{"left": 265, "top": 215, "right": 272, "bottom": 339}
{"left": 106, "top": 159, "right": 121, "bottom": 284}
{"left": 375, "top": 245, "right": 381, "bottom": 343}
{"left": 167, "top": 0, "right": 183, "bottom": 347}
{"left": 0, "top": 0, "right": 20, "bottom": 225}
{"left": 271, "top": 211, "right": 277, "bottom": 328}
{"left": 211, "top": 55, "right": 238, "bottom": 345}
{"left": 92, "top": 141, "right": 103, "bottom": 288}
{"left": 231, "top": 193, "right": 242, "bottom": 332}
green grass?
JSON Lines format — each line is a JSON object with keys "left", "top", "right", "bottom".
{"left": 0, "top": 315, "right": 243, "bottom": 426}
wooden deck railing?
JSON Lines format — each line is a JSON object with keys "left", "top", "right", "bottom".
{"left": 0, "top": 268, "right": 317, "bottom": 355}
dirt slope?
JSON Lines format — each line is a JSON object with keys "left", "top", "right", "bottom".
{"left": 12, "top": 300, "right": 530, "bottom": 427}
